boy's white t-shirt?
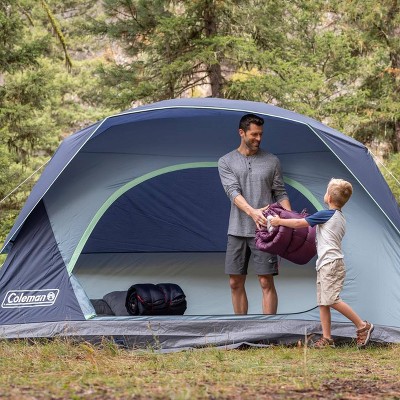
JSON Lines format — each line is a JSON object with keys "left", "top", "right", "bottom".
{"left": 305, "top": 209, "right": 345, "bottom": 271}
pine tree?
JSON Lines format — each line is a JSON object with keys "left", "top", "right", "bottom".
{"left": 0, "top": 0, "right": 115, "bottom": 247}
{"left": 88, "top": 0, "right": 258, "bottom": 107}
{"left": 226, "top": 1, "right": 366, "bottom": 123}
{"left": 330, "top": 0, "right": 400, "bottom": 152}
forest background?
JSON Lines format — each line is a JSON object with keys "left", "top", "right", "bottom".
{"left": 0, "top": 0, "right": 399, "bottom": 249}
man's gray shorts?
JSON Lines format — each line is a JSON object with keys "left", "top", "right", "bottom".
{"left": 225, "top": 235, "right": 279, "bottom": 276}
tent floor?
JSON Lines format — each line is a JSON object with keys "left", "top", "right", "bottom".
{"left": 0, "top": 316, "right": 398, "bottom": 351}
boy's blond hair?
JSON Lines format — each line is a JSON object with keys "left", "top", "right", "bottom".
{"left": 327, "top": 178, "right": 353, "bottom": 208}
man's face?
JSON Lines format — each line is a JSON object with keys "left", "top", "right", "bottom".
{"left": 240, "top": 123, "right": 263, "bottom": 152}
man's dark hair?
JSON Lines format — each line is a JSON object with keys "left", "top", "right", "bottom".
{"left": 239, "top": 114, "right": 264, "bottom": 132}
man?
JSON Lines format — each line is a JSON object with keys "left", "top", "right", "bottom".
{"left": 218, "top": 114, "right": 291, "bottom": 314}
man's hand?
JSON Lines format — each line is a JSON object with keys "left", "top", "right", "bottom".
{"left": 233, "top": 195, "right": 272, "bottom": 229}
{"left": 251, "top": 207, "right": 269, "bottom": 229}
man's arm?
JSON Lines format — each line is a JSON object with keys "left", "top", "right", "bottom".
{"left": 234, "top": 195, "right": 269, "bottom": 228}
{"left": 270, "top": 157, "right": 291, "bottom": 211}
{"left": 218, "top": 157, "right": 242, "bottom": 200}
{"left": 278, "top": 198, "right": 291, "bottom": 211}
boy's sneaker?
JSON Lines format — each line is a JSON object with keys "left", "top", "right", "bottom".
{"left": 310, "top": 337, "right": 335, "bottom": 349}
{"left": 356, "top": 321, "right": 374, "bottom": 348}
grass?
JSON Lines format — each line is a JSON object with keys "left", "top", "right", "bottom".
{"left": 0, "top": 339, "right": 400, "bottom": 399}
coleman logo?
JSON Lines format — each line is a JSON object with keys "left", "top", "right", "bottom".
{"left": 1, "top": 289, "right": 59, "bottom": 308}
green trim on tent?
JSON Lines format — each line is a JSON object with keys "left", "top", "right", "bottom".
{"left": 67, "top": 163, "right": 324, "bottom": 275}
{"left": 283, "top": 177, "right": 324, "bottom": 212}
{"left": 67, "top": 162, "right": 216, "bottom": 274}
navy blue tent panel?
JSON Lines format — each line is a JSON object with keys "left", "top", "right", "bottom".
{"left": 83, "top": 167, "right": 317, "bottom": 254}
{"left": 284, "top": 186, "right": 317, "bottom": 216}
{"left": 83, "top": 168, "right": 230, "bottom": 253}
{"left": 0, "top": 201, "right": 85, "bottom": 324}
{"left": 84, "top": 109, "right": 325, "bottom": 159}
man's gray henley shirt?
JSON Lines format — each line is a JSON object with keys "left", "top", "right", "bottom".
{"left": 218, "top": 149, "right": 288, "bottom": 237}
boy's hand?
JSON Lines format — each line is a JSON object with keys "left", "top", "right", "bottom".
{"left": 270, "top": 216, "right": 281, "bottom": 227}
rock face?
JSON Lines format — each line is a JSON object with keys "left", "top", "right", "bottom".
{"left": 366, "top": 139, "right": 393, "bottom": 164}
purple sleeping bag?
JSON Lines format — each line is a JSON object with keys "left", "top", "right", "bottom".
{"left": 255, "top": 203, "right": 317, "bottom": 265}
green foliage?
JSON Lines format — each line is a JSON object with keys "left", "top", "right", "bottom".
{"left": 0, "top": 0, "right": 50, "bottom": 73}
{"left": 328, "top": 0, "right": 400, "bottom": 151}
{"left": 226, "top": 1, "right": 365, "bottom": 122}
{"left": 381, "top": 153, "right": 400, "bottom": 204}
{"left": 0, "top": 64, "right": 59, "bottom": 157}
{"left": 0, "top": 0, "right": 117, "bottom": 247}
{"left": 87, "top": 0, "right": 260, "bottom": 106}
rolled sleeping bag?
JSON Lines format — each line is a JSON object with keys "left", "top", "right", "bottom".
{"left": 91, "top": 298, "right": 114, "bottom": 316}
{"left": 125, "top": 286, "right": 139, "bottom": 315}
{"left": 255, "top": 202, "right": 317, "bottom": 265}
{"left": 103, "top": 290, "right": 130, "bottom": 316}
{"left": 283, "top": 224, "right": 317, "bottom": 264}
{"left": 125, "top": 283, "right": 167, "bottom": 315}
{"left": 157, "top": 283, "right": 187, "bottom": 315}
{"left": 255, "top": 224, "right": 292, "bottom": 255}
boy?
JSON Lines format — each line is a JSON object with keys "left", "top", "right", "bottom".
{"left": 270, "top": 178, "right": 374, "bottom": 348}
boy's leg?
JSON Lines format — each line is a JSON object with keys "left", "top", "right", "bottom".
{"left": 318, "top": 260, "right": 346, "bottom": 339}
{"left": 309, "top": 305, "right": 335, "bottom": 348}
{"left": 332, "top": 301, "right": 374, "bottom": 347}
{"left": 319, "top": 305, "right": 332, "bottom": 338}
{"left": 331, "top": 301, "right": 364, "bottom": 329}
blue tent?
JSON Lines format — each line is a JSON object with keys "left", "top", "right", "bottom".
{"left": 1, "top": 98, "right": 399, "bottom": 349}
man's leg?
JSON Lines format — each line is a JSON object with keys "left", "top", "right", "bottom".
{"left": 229, "top": 275, "right": 248, "bottom": 314}
{"left": 250, "top": 239, "right": 278, "bottom": 314}
{"left": 258, "top": 274, "right": 277, "bottom": 314}
{"left": 225, "top": 236, "right": 250, "bottom": 314}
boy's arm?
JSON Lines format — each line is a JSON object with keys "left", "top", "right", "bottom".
{"left": 270, "top": 216, "right": 309, "bottom": 229}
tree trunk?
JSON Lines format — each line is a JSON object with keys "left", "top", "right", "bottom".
{"left": 204, "top": 0, "right": 223, "bottom": 98}
{"left": 209, "top": 63, "right": 222, "bottom": 97}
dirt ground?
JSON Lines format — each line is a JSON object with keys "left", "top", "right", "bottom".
{"left": 5, "top": 379, "right": 400, "bottom": 400}
{"left": 264, "top": 379, "right": 400, "bottom": 399}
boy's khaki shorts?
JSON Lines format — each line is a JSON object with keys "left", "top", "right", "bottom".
{"left": 316, "top": 259, "right": 345, "bottom": 306}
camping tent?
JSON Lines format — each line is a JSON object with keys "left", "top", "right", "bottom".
{"left": 1, "top": 98, "right": 399, "bottom": 350}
